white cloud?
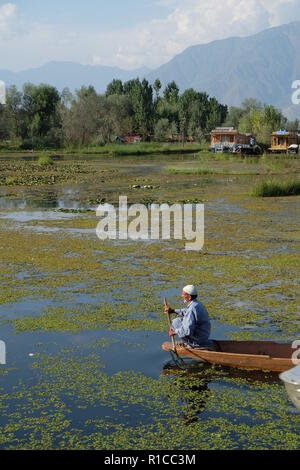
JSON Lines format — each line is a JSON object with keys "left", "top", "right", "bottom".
{"left": 261, "top": 0, "right": 299, "bottom": 25}
{"left": 0, "top": 2, "right": 17, "bottom": 36}
{"left": 98, "top": 0, "right": 300, "bottom": 68}
{"left": 0, "top": 0, "right": 300, "bottom": 71}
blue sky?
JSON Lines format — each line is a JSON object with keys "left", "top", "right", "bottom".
{"left": 11, "top": 0, "right": 171, "bottom": 31}
{"left": 1, "top": 0, "right": 300, "bottom": 71}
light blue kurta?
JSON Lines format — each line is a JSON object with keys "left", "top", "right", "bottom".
{"left": 172, "top": 299, "right": 213, "bottom": 348}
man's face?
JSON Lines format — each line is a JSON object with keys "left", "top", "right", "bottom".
{"left": 181, "top": 291, "right": 191, "bottom": 303}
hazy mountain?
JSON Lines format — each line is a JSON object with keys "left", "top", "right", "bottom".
{"left": 0, "top": 61, "right": 150, "bottom": 93}
{"left": 1, "top": 22, "right": 300, "bottom": 118}
{"left": 147, "top": 21, "right": 300, "bottom": 119}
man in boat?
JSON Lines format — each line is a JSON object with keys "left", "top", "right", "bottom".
{"left": 165, "top": 285, "right": 214, "bottom": 349}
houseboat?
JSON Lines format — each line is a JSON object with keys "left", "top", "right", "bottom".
{"left": 124, "top": 132, "right": 142, "bottom": 145}
{"left": 269, "top": 130, "right": 299, "bottom": 154}
{"left": 211, "top": 128, "right": 257, "bottom": 154}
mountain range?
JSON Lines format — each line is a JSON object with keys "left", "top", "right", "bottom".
{"left": 0, "top": 62, "right": 150, "bottom": 95}
{"left": 1, "top": 21, "right": 300, "bottom": 118}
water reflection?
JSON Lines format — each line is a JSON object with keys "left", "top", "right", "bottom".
{"left": 163, "top": 360, "right": 280, "bottom": 383}
{"left": 0, "top": 186, "right": 88, "bottom": 211}
{"left": 162, "top": 362, "right": 212, "bottom": 423}
{"left": 161, "top": 359, "right": 280, "bottom": 424}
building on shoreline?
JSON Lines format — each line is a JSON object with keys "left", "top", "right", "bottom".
{"left": 269, "top": 130, "right": 299, "bottom": 153}
{"left": 210, "top": 127, "right": 255, "bottom": 154}
{"left": 113, "top": 132, "right": 142, "bottom": 145}
{"left": 124, "top": 132, "right": 142, "bottom": 145}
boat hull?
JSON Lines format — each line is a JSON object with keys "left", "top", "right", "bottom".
{"left": 162, "top": 340, "right": 294, "bottom": 372}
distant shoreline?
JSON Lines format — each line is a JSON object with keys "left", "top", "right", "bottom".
{"left": 0, "top": 142, "right": 208, "bottom": 158}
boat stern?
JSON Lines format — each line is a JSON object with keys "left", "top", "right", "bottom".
{"left": 162, "top": 342, "right": 173, "bottom": 352}
{"left": 280, "top": 365, "right": 300, "bottom": 410}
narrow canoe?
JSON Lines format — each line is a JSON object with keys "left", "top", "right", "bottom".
{"left": 162, "top": 340, "right": 295, "bottom": 372}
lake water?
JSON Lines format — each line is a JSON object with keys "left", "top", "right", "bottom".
{"left": 0, "top": 154, "right": 299, "bottom": 450}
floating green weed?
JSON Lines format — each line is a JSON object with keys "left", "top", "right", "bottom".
{"left": 251, "top": 179, "right": 300, "bottom": 197}
{"left": 0, "top": 351, "right": 299, "bottom": 450}
{"left": 37, "top": 154, "right": 54, "bottom": 167}
{"left": 0, "top": 153, "right": 300, "bottom": 450}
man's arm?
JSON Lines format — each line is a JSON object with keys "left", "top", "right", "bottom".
{"left": 174, "top": 309, "right": 195, "bottom": 338}
{"left": 165, "top": 307, "right": 186, "bottom": 316}
{"left": 174, "top": 308, "right": 187, "bottom": 317}
{"left": 164, "top": 304, "right": 176, "bottom": 315}
{"left": 164, "top": 298, "right": 186, "bottom": 317}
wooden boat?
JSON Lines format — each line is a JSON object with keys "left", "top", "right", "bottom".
{"left": 280, "top": 365, "right": 300, "bottom": 410}
{"left": 162, "top": 340, "right": 295, "bottom": 372}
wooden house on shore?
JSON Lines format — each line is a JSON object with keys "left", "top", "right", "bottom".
{"left": 211, "top": 128, "right": 255, "bottom": 153}
{"left": 269, "top": 130, "right": 299, "bottom": 153}
{"left": 124, "top": 132, "right": 142, "bottom": 144}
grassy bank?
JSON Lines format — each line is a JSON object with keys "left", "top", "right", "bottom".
{"left": 168, "top": 166, "right": 215, "bottom": 175}
{"left": 251, "top": 179, "right": 300, "bottom": 197}
{"left": 63, "top": 142, "right": 209, "bottom": 156}
{"left": 0, "top": 142, "right": 209, "bottom": 157}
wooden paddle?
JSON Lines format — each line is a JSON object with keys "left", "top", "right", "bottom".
{"left": 164, "top": 297, "right": 176, "bottom": 352}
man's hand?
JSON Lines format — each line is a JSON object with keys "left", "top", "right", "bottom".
{"left": 169, "top": 328, "right": 176, "bottom": 337}
{"left": 164, "top": 297, "right": 174, "bottom": 315}
{"left": 165, "top": 305, "right": 174, "bottom": 315}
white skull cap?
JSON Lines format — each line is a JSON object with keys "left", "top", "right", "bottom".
{"left": 183, "top": 285, "right": 198, "bottom": 296}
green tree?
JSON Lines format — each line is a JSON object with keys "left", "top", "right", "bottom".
{"left": 153, "top": 79, "right": 162, "bottom": 102}
{"left": 31, "top": 84, "right": 61, "bottom": 137}
{"left": 178, "top": 90, "right": 227, "bottom": 144}
{"left": 154, "top": 118, "right": 170, "bottom": 142}
{"left": 62, "top": 86, "right": 103, "bottom": 146}
{"left": 125, "top": 79, "right": 154, "bottom": 138}
{"left": 123, "top": 79, "right": 140, "bottom": 96}
{"left": 206, "top": 98, "right": 228, "bottom": 132}
{"left": 107, "top": 94, "right": 134, "bottom": 136}
{"left": 156, "top": 99, "right": 179, "bottom": 128}
{"left": 20, "top": 83, "right": 61, "bottom": 147}
{"left": 224, "top": 106, "right": 244, "bottom": 128}
{"left": 178, "top": 89, "right": 196, "bottom": 146}
{"left": 0, "top": 86, "right": 22, "bottom": 140}
{"left": 0, "top": 104, "right": 9, "bottom": 140}
{"left": 163, "top": 81, "right": 179, "bottom": 104}
{"left": 242, "top": 98, "right": 263, "bottom": 114}
{"left": 106, "top": 79, "right": 124, "bottom": 97}
{"left": 237, "top": 100, "right": 289, "bottom": 145}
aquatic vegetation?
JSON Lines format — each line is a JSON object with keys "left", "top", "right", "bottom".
{"left": 251, "top": 179, "right": 300, "bottom": 197}
{"left": 37, "top": 154, "right": 54, "bottom": 167}
{"left": 0, "top": 350, "right": 299, "bottom": 450}
{"left": 168, "top": 167, "right": 215, "bottom": 175}
{"left": 0, "top": 160, "right": 93, "bottom": 187}
{"left": 63, "top": 142, "right": 205, "bottom": 157}
{"left": 0, "top": 153, "right": 299, "bottom": 450}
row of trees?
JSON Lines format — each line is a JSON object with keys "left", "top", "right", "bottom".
{"left": 0, "top": 81, "right": 298, "bottom": 149}
{"left": 224, "top": 99, "right": 299, "bottom": 146}
{"left": 0, "top": 79, "right": 228, "bottom": 148}
{"left": 0, "top": 83, "right": 61, "bottom": 148}
{"left": 105, "top": 78, "right": 228, "bottom": 144}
